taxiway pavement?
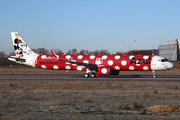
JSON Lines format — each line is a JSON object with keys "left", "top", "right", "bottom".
{"left": 0, "top": 75, "right": 180, "bottom": 81}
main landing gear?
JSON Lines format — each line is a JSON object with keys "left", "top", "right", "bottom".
{"left": 152, "top": 70, "right": 156, "bottom": 78}
{"left": 84, "top": 72, "right": 96, "bottom": 78}
{"left": 84, "top": 69, "right": 96, "bottom": 78}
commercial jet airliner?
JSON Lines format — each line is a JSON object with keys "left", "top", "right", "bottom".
{"left": 8, "top": 32, "right": 174, "bottom": 78}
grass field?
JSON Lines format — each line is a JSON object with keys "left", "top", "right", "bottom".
{"left": 0, "top": 79, "right": 179, "bottom": 119}
{"left": 0, "top": 63, "right": 180, "bottom": 119}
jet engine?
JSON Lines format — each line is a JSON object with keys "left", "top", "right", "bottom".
{"left": 96, "top": 66, "right": 111, "bottom": 76}
{"left": 110, "top": 69, "right": 120, "bottom": 75}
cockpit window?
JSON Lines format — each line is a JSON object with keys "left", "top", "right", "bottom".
{"left": 161, "top": 58, "right": 168, "bottom": 62}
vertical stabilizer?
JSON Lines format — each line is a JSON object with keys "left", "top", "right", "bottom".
{"left": 11, "top": 32, "right": 37, "bottom": 57}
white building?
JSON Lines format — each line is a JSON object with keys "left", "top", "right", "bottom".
{"left": 159, "top": 39, "right": 180, "bottom": 61}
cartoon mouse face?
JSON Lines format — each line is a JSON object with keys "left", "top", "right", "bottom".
{"left": 14, "top": 38, "right": 27, "bottom": 51}
{"left": 17, "top": 41, "right": 27, "bottom": 50}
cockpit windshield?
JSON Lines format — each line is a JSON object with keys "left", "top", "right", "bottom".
{"left": 161, "top": 58, "right": 169, "bottom": 62}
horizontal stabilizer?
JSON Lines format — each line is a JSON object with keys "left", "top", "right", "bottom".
{"left": 8, "top": 57, "right": 26, "bottom": 63}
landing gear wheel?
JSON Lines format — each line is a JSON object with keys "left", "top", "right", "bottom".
{"left": 84, "top": 73, "right": 89, "bottom": 78}
{"left": 152, "top": 71, "right": 156, "bottom": 78}
{"left": 90, "top": 72, "right": 96, "bottom": 78}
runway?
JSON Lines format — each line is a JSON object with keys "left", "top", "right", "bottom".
{"left": 0, "top": 75, "right": 180, "bottom": 81}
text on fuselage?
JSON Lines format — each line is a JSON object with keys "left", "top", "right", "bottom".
{"left": 130, "top": 57, "right": 151, "bottom": 64}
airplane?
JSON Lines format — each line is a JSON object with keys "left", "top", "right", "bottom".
{"left": 8, "top": 32, "right": 174, "bottom": 78}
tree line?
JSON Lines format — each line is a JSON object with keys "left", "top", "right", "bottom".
{"left": 0, "top": 48, "right": 154, "bottom": 60}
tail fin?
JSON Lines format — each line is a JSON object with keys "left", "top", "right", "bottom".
{"left": 11, "top": 32, "right": 38, "bottom": 57}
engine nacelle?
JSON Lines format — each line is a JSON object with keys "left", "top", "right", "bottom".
{"left": 96, "top": 66, "right": 111, "bottom": 76}
{"left": 110, "top": 69, "right": 119, "bottom": 75}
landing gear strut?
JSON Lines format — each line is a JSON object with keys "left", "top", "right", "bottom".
{"left": 152, "top": 70, "right": 156, "bottom": 78}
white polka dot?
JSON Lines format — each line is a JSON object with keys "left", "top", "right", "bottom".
{"left": 41, "top": 55, "right": 47, "bottom": 59}
{"left": 108, "top": 60, "right": 113, "bottom": 65}
{"left": 129, "top": 55, "right": 135, "bottom": 59}
{"left": 41, "top": 65, "right": 46, "bottom": 69}
{"left": 53, "top": 65, "right": 58, "bottom": 70}
{"left": 129, "top": 66, "right": 134, "bottom": 70}
{"left": 71, "top": 60, "right": 77, "bottom": 66}
{"left": 102, "top": 55, "right": 108, "bottom": 59}
{"left": 65, "top": 66, "right": 71, "bottom": 70}
{"left": 77, "top": 66, "right": 82, "bottom": 71}
{"left": 66, "top": 62, "right": 70, "bottom": 64}
{"left": 121, "top": 60, "right": 127, "bottom": 66}
{"left": 143, "top": 66, "right": 149, "bottom": 70}
{"left": 115, "top": 55, "right": 120, "bottom": 59}
{"left": 83, "top": 60, "right": 89, "bottom": 64}
{"left": 114, "top": 66, "right": 120, "bottom": 70}
{"left": 78, "top": 55, "right": 83, "bottom": 59}
{"left": 136, "top": 64, "right": 141, "bottom": 66}
{"left": 90, "top": 55, "right": 95, "bottom": 59}
{"left": 143, "top": 55, "right": 149, "bottom": 59}
{"left": 66, "top": 55, "right": 71, "bottom": 59}
{"left": 72, "top": 64, "right": 77, "bottom": 66}
{"left": 101, "top": 68, "right": 107, "bottom": 74}
{"left": 95, "top": 58, "right": 102, "bottom": 65}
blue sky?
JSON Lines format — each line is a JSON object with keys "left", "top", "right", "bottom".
{"left": 1, "top": 0, "right": 180, "bottom": 54}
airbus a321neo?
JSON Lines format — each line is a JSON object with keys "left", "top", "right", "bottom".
{"left": 8, "top": 32, "right": 174, "bottom": 78}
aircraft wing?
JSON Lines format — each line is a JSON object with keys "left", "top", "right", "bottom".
{"left": 60, "top": 59, "right": 98, "bottom": 70}
{"left": 51, "top": 50, "right": 98, "bottom": 70}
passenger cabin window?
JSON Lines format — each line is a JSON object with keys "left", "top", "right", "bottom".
{"left": 161, "top": 58, "right": 168, "bottom": 62}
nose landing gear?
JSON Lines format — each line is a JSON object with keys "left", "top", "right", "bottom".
{"left": 152, "top": 70, "right": 156, "bottom": 78}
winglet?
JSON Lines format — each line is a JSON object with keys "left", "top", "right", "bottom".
{"left": 51, "top": 50, "right": 59, "bottom": 59}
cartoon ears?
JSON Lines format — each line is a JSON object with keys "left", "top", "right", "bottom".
{"left": 14, "top": 38, "right": 22, "bottom": 44}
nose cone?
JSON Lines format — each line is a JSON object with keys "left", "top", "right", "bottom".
{"left": 166, "top": 62, "right": 174, "bottom": 70}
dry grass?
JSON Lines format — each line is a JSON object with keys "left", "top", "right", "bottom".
{"left": 147, "top": 105, "right": 180, "bottom": 112}
{"left": 0, "top": 79, "right": 179, "bottom": 119}
{"left": 0, "top": 64, "right": 180, "bottom": 119}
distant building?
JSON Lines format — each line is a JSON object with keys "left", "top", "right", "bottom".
{"left": 159, "top": 39, "right": 180, "bottom": 61}
{"left": 152, "top": 49, "right": 159, "bottom": 55}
